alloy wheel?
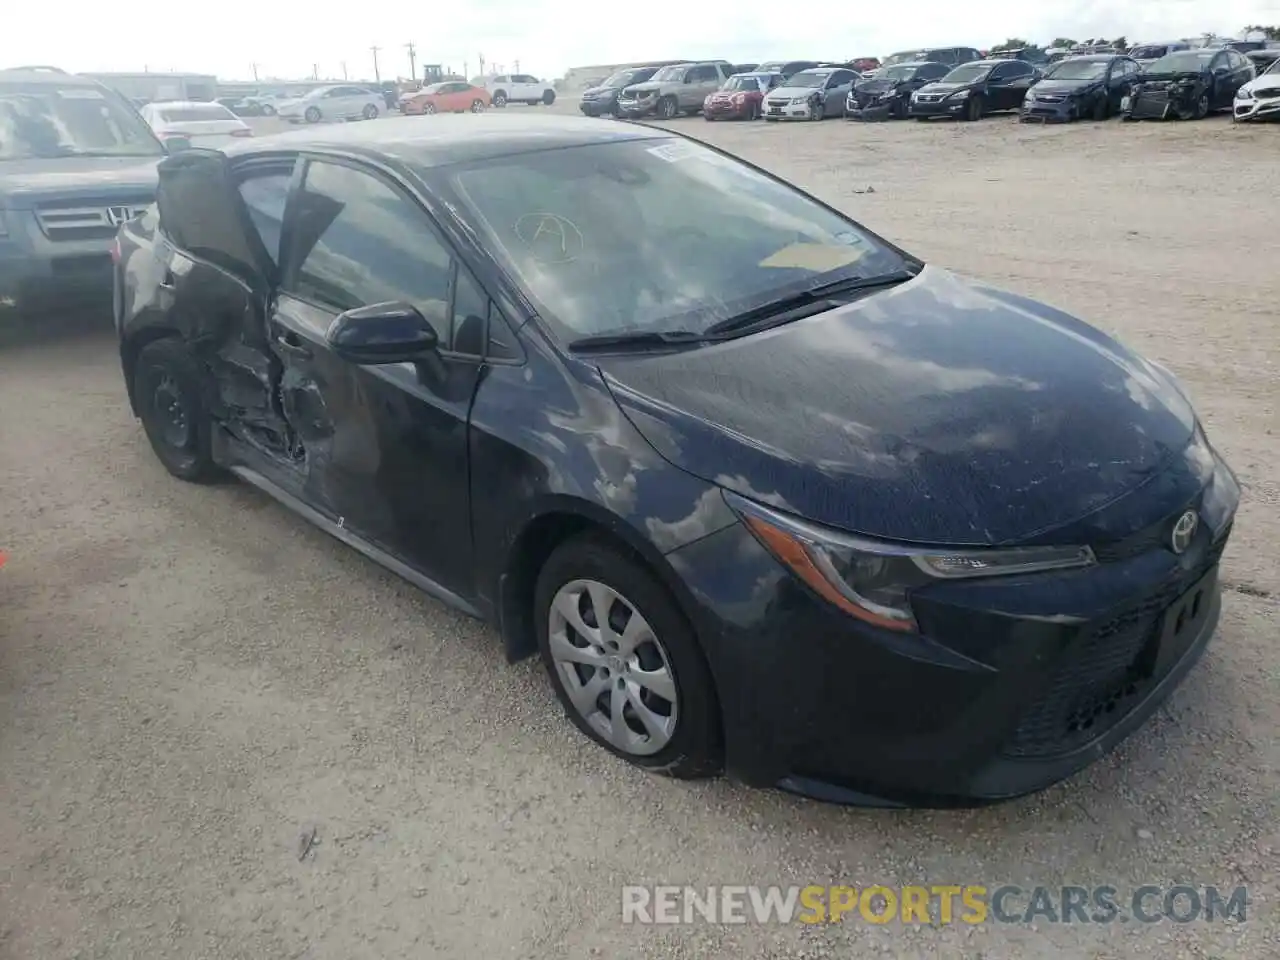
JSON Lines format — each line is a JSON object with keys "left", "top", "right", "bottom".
{"left": 547, "top": 578, "right": 678, "bottom": 756}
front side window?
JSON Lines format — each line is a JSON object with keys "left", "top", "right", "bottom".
{"left": 237, "top": 167, "right": 294, "bottom": 265}
{"left": 287, "top": 161, "right": 453, "bottom": 340}
{"left": 436, "top": 137, "right": 907, "bottom": 341}
{"left": 944, "top": 63, "right": 993, "bottom": 83}
{"left": 651, "top": 65, "right": 688, "bottom": 82}
{"left": 160, "top": 103, "right": 238, "bottom": 123}
{"left": 787, "top": 71, "right": 830, "bottom": 88}
{"left": 1046, "top": 60, "right": 1108, "bottom": 81}
{"left": 0, "top": 82, "right": 162, "bottom": 160}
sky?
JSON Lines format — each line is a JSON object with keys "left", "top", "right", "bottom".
{"left": 4, "top": 0, "right": 1279, "bottom": 82}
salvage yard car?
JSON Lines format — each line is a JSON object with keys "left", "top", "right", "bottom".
{"left": 845, "top": 61, "right": 950, "bottom": 120}
{"left": 1018, "top": 54, "right": 1141, "bottom": 123}
{"left": 910, "top": 58, "right": 1038, "bottom": 121}
{"left": 113, "top": 114, "right": 1239, "bottom": 807}
{"left": 276, "top": 84, "right": 384, "bottom": 123}
{"left": 616, "top": 62, "right": 732, "bottom": 119}
{"left": 400, "top": 81, "right": 490, "bottom": 115}
{"left": 1, "top": 66, "right": 162, "bottom": 321}
{"left": 140, "top": 100, "right": 254, "bottom": 149}
{"left": 1234, "top": 55, "right": 1280, "bottom": 121}
{"left": 579, "top": 66, "right": 662, "bottom": 117}
{"left": 762, "top": 67, "right": 860, "bottom": 120}
{"left": 703, "top": 72, "right": 783, "bottom": 120}
{"left": 1122, "top": 48, "right": 1255, "bottom": 120}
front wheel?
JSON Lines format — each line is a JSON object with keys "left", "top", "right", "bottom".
{"left": 303, "top": 106, "right": 321, "bottom": 123}
{"left": 657, "top": 96, "right": 679, "bottom": 120}
{"left": 535, "top": 534, "right": 722, "bottom": 779}
{"left": 1092, "top": 94, "right": 1109, "bottom": 121}
{"left": 261, "top": 103, "right": 276, "bottom": 116}
{"left": 362, "top": 103, "right": 379, "bottom": 119}
{"left": 423, "top": 102, "right": 437, "bottom": 115}
{"left": 962, "top": 95, "right": 982, "bottom": 121}
{"left": 492, "top": 90, "right": 508, "bottom": 108}
{"left": 471, "top": 98, "right": 486, "bottom": 113}
{"left": 133, "top": 339, "right": 221, "bottom": 484}
{"left": 1194, "top": 93, "right": 1210, "bottom": 119}
{"left": 811, "top": 99, "right": 825, "bottom": 121}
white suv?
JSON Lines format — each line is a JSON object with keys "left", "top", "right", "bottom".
{"left": 485, "top": 74, "right": 557, "bottom": 107}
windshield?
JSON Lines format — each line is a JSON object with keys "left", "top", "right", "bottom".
{"left": 941, "top": 63, "right": 992, "bottom": 83}
{"left": 158, "top": 104, "right": 237, "bottom": 122}
{"left": 436, "top": 137, "right": 905, "bottom": 341}
{"left": 786, "top": 71, "right": 830, "bottom": 88}
{"left": 602, "top": 69, "right": 649, "bottom": 87}
{"left": 881, "top": 51, "right": 926, "bottom": 67}
{"left": 422, "top": 83, "right": 447, "bottom": 94}
{"left": 1045, "top": 60, "right": 1109, "bottom": 80}
{"left": 0, "top": 83, "right": 162, "bottom": 160}
{"left": 722, "top": 74, "right": 768, "bottom": 91}
{"left": 1128, "top": 45, "right": 1168, "bottom": 60}
{"left": 651, "top": 65, "right": 688, "bottom": 82}
{"left": 1147, "top": 51, "right": 1215, "bottom": 73}
{"left": 1267, "top": 58, "right": 1280, "bottom": 75}
{"left": 876, "top": 65, "right": 920, "bottom": 81}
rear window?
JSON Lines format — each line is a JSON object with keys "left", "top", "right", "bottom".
{"left": 160, "top": 104, "right": 236, "bottom": 122}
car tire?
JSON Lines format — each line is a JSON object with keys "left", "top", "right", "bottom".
{"left": 1194, "top": 93, "right": 1210, "bottom": 119}
{"left": 261, "top": 103, "right": 276, "bottom": 116}
{"left": 1092, "top": 95, "right": 1109, "bottom": 120}
{"left": 963, "top": 95, "right": 982, "bottom": 121}
{"left": 542, "top": 90, "right": 556, "bottom": 105}
{"left": 304, "top": 106, "right": 321, "bottom": 123}
{"left": 748, "top": 101, "right": 760, "bottom": 120}
{"left": 492, "top": 90, "right": 508, "bottom": 107}
{"left": 657, "top": 96, "right": 678, "bottom": 120}
{"left": 811, "top": 99, "right": 825, "bottom": 121}
{"left": 424, "top": 102, "right": 437, "bottom": 115}
{"left": 892, "top": 97, "right": 908, "bottom": 119}
{"left": 471, "top": 99, "right": 486, "bottom": 113}
{"left": 363, "top": 103, "right": 379, "bottom": 119}
{"left": 133, "top": 339, "right": 221, "bottom": 484}
{"left": 535, "top": 534, "right": 723, "bottom": 780}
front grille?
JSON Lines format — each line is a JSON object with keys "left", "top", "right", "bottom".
{"left": 1091, "top": 503, "right": 1198, "bottom": 563}
{"left": 1003, "top": 537, "right": 1227, "bottom": 760}
{"left": 1035, "top": 95, "right": 1065, "bottom": 103}
{"left": 916, "top": 94, "right": 942, "bottom": 102}
{"left": 34, "top": 197, "right": 152, "bottom": 241}
{"left": 766, "top": 98, "right": 788, "bottom": 108}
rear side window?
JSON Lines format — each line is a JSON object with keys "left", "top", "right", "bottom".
{"left": 286, "top": 160, "right": 454, "bottom": 340}
{"left": 237, "top": 168, "right": 293, "bottom": 265}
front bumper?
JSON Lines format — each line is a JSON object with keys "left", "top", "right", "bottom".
{"left": 616, "top": 98, "right": 659, "bottom": 118}
{"left": 1019, "top": 95, "right": 1081, "bottom": 122}
{"left": 580, "top": 97, "right": 618, "bottom": 117}
{"left": 704, "top": 100, "right": 754, "bottom": 119}
{"left": 1, "top": 221, "right": 118, "bottom": 321}
{"left": 763, "top": 99, "right": 816, "bottom": 119}
{"left": 666, "top": 449, "right": 1239, "bottom": 807}
{"left": 908, "top": 95, "right": 969, "bottom": 118}
{"left": 845, "top": 94, "right": 897, "bottom": 120}
{"left": 1234, "top": 92, "right": 1280, "bottom": 121}
{"left": 1124, "top": 87, "right": 1198, "bottom": 120}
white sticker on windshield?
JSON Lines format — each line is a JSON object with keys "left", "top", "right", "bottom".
{"left": 646, "top": 142, "right": 698, "bottom": 162}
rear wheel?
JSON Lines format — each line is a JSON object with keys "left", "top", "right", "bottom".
{"left": 535, "top": 535, "right": 722, "bottom": 779}
{"left": 657, "top": 96, "right": 679, "bottom": 120}
{"left": 471, "top": 98, "right": 486, "bottom": 113}
{"left": 362, "top": 103, "right": 379, "bottom": 119}
{"left": 133, "top": 339, "right": 221, "bottom": 483}
{"left": 492, "top": 90, "right": 508, "bottom": 108}
{"left": 542, "top": 89, "right": 556, "bottom": 105}
{"left": 303, "top": 106, "right": 321, "bottom": 123}
{"left": 261, "top": 103, "right": 276, "bottom": 116}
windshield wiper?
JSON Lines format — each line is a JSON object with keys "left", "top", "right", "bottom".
{"left": 568, "top": 329, "right": 707, "bottom": 353}
{"left": 703, "top": 268, "right": 919, "bottom": 338}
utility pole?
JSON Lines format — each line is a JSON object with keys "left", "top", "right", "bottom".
{"left": 405, "top": 42, "right": 417, "bottom": 84}
{"left": 478, "top": 53, "right": 485, "bottom": 77}
{"left": 370, "top": 46, "right": 382, "bottom": 83}
{"left": 514, "top": 59, "right": 520, "bottom": 74}
{"left": 251, "top": 62, "right": 260, "bottom": 81}
{"left": 340, "top": 61, "right": 348, "bottom": 80}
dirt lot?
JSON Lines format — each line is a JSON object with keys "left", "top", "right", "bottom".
{"left": 1, "top": 110, "right": 1277, "bottom": 959}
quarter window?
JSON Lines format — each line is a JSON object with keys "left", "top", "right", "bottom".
{"left": 237, "top": 167, "right": 294, "bottom": 265}
{"left": 287, "top": 161, "right": 454, "bottom": 341}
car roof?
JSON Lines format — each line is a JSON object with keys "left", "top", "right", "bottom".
{"left": 1059, "top": 54, "right": 1121, "bottom": 63}
{"left": 884, "top": 61, "right": 932, "bottom": 68}
{"left": 223, "top": 113, "right": 669, "bottom": 168}
{"left": 0, "top": 67, "right": 104, "bottom": 87}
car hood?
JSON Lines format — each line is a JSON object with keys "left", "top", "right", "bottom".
{"left": 624, "top": 81, "right": 665, "bottom": 94}
{"left": 769, "top": 85, "right": 823, "bottom": 98}
{"left": 596, "top": 266, "right": 1197, "bottom": 546}
{"left": 0, "top": 157, "right": 161, "bottom": 208}
{"left": 854, "top": 78, "right": 902, "bottom": 94}
{"left": 1034, "top": 77, "right": 1101, "bottom": 93}
{"left": 582, "top": 85, "right": 622, "bottom": 97}
{"left": 1140, "top": 68, "right": 1208, "bottom": 82}
{"left": 1239, "top": 74, "right": 1280, "bottom": 96}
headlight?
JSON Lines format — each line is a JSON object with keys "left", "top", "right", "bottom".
{"left": 726, "top": 491, "right": 1096, "bottom": 632}
{"left": 791, "top": 96, "right": 809, "bottom": 104}
{"left": 948, "top": 88, "right": 970, "bottom": 99}
{"left": 1236, "top": 88, "right": 1254, "bottom": 99}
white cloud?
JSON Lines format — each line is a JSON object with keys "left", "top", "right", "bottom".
{"left": 4, "top": 0, "right": 1278, "bottom": 82}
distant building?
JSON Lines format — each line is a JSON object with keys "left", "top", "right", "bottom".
{"left": 81, "top": 71, "right": 217, "bottom": 103}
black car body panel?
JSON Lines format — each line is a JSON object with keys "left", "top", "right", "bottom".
{"left": 846, "top": 62, "right": 950, "bottom": 119}
{"left": 597, "top": 266, "right": 1200, "bottom": 547}
{"left": 909, "top": 60, "right": 1038, "bottom": 118}
{"left": 114, "top": 115, "right": 1239, "bottom": 807}
{"left": 1124, "top": 49, "right": 1255, "bottom": 120}
{"left": 579, "top": 67, "right": 660, "bottom": 116}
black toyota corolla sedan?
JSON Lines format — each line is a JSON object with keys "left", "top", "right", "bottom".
{"left": 113, "top": 114, "right": 1239, "bottom": 807}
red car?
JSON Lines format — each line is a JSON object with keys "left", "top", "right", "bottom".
{"left": 848, "top": 57, "right": 881, "bottom": 73}
{"left": 703, "top": 72, "right": 784, "bottom": 120}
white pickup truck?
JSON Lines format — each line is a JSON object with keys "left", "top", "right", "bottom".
{"left": 484, "top": 74, "right": 557, "bottom": 108}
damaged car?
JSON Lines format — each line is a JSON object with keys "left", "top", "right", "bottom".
{"left": 1122, "top": 48, "right": 1255, "bottom": 120}
{"left": 115, "top": 114, "right": 1239, "bottom": 808}
{"left": 703, "top": 72, "right": 783, "bottom": 120}
{"left": 762, "top": 67, "right": 859, "bottom": 120}
{"left": 1234, "top": 54, "right": 1280, "bottom": 121}
{"left": 1019, "top": 54, "right": 1141, "bottom": 122}
{"left": 845, "top": 61, "right": 950, "bottom": 120}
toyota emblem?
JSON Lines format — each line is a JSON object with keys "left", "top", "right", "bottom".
{"left": 1170, "top": 510, "right": 1198, "bottom": 555}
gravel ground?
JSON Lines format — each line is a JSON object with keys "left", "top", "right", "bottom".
{"left": 1, "top": 107, "right": 1278, "bottom": 959}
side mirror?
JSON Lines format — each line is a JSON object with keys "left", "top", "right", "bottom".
{"left": 325, "top": 301, "right": 438, "bottom": 365}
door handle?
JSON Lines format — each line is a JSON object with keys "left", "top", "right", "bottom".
{"left": 275, "top": 333, "right": 313, "bottom": 359}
